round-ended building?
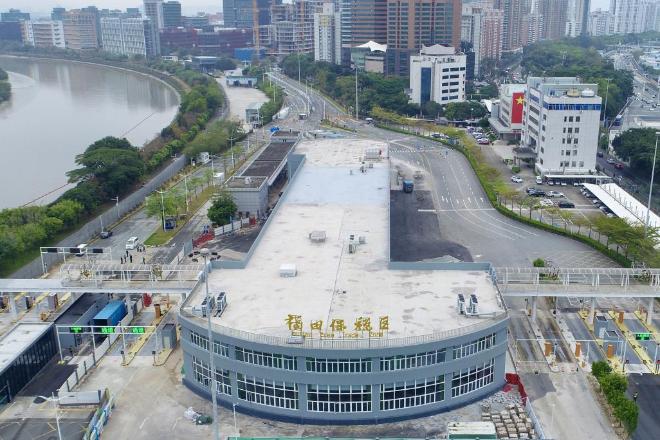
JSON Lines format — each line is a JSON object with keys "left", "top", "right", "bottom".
{"left": 179, "top": 139, "right": 508, "bottom": 423}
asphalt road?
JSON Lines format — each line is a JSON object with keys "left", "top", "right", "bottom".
{"left": 628, "top": 374, "right": 660, "bottom": 440}
{"left": 562, "top": 312, "right": 605, "bottom": 363}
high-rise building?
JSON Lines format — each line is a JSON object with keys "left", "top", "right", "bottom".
{"left": 565, "top": 0, "right": 590, "bottom": 37}
{"left": 270, "top": 0, "right": 323, "bottom": 55}
{"left": 0, "top": 9, "right": 30, "bottom": 22}
{"left": 101, "top": 16, "right": 160, "bottom": 57}
{"left": 223, "top": 0, "right": 272, "bottom": 29}
{"left": 163, "top": 1, "right": 182, "bottom": 28}
{"left": 588, "top": 9, "right": 614, "bottom": 36}
{"left": 340, "top": 0, "right": 387, "bottom": 64}
{"left": 521, "top": 77, "right": 602, "bottom": 176}
{"left": 24, "top": 20, "right": 65, "bottom": 48}
{"left": 409, "top": 44, "right": 466, "bottom": 105}
{"left": 539, "top": 0, "right": 568, "bottom": 40}
{"left": 183, "top": 14, "right": 211, "bottom": 29}
{"left": 386, "top": 0, "right": 462, "bottom": 76}
{"left": 610, "top": 0, "right": 658, "bottom": 34}
{"left": 63, "top": 9, "right": 99, "bottom": 50}
{"left": 143, "top": 0, "right": 164, "bottom": 30}
{"left": 314, "top": 3, "right": 342, "bottom": 64}
{"left": 51, "top": 7, "right": 66, "bottom": 21}
{"left": 0, "top": 21, "right": 22, "bottom": 41}
{"left": 462, "top": 3, "right": 504, "bottom": 77}
{"left": 494, "top": 0, "right": 525, "bottom": 51}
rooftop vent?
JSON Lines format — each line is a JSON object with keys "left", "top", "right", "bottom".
{"left": 309, "top": 231, "right": 326, "bottom": 243}
{"left": 581, "top": 88, "right": 595, "bottom": 97}
{"left": 279, "top": 263, "right": 297, "bottom": 277}
{"left": 567, "top": 88, "right": 580, "bottom": 97}
{"left": 457, "top": 294, "right": 466, "bottom": 314}
{"left": 244, "top": 176, "right": 252, "bottom": 184}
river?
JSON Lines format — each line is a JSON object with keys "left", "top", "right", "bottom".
{"left": 0, "top": 56, "right": 179, "bottom": 209}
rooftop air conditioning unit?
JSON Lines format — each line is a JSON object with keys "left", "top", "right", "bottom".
{"left": 244, "top": 177, "right": 252, "bottom": 184}
{"left": 215, "top": 292, "right": 227, "bottom": 316}
{"left": 348, "top": 243, "right": 357, "bottom": 254}
{"left": 309, "top": 231, "right": 327, "bottom": 243}
{"left": 280, "top": 263, "right": 297, "bottom": 277}
{"left": 358, "top": 236, "right": 366, "bottom": 244}
{"left": 457, "top": 294, "right": 465, "bottom": 314}
{"left": 201, "top": 296, "right": 216, "bottom": 318}
{"left": 468, "top": 294, "right": 479, "bottom": 315}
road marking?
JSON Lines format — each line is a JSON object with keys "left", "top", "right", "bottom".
{"left": 140, "top": 417, "right": 148, "bottom": 430}
{"left": 435, "top": 208, "right": 496, "bottom": 212}
{"left": 418, "top": 209, "right": 436, "bottom": 213}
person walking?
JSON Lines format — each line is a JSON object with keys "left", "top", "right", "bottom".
{"left": 129, "top": 254, "right": 133, "bottom": 263}
{"left": 633, "top": 392, "right": 638, "bottom": 402}
{"left": 142, "top": 256, "right": 146, "bottom": 264}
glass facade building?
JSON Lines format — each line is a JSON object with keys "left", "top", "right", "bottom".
{"left": 0, "top": 324, "right": 57, "bottom": 405}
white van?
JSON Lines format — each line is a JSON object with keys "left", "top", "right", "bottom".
{"left": 126, "top": 237, "right": 139, "bottom": 250}
{"left": 75, "top": 243, "right": 88, "bottom": 257}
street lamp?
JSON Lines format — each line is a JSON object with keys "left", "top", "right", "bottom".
{"left": 200, "top": 248, "right": 219, "bottom": 440}
{"left": 644, "top": 131, "right": 659, "bottom": 237}
{"left": 38, "top": 393, "right": 62, "bottom": 440}
{"left": 111, "top": 196, "right": 120, "bottom": 219}
{"left": 602, "top": 78, "right": 612, "bottom": 124}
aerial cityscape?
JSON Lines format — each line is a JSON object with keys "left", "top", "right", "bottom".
{"left": 0, "top": 1, "right": 659, "bottom": 439}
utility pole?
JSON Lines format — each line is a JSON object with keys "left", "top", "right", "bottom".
{"left": 644, "top": 132, "right": 659, "bottom": 237}
{"left": 111, "top": 196, "right": 120, "bottom": 219}
{"left": 355, "top": 64, "right": 359, "bottom": 120}
{"left": 156, "top": 190, "right": 166, "bottom": 231}
{"left": 602, "top": 78, "right": 612, "bottom": 124}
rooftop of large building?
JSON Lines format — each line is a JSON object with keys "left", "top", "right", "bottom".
{"left": 527, "top": 76, "right": 600, "bottom": 97}
{"left": 0, "top": 323, "right": 52, "bottom": 372}
{"left": 187, "top": 139, "right": 503, "bottom": 340}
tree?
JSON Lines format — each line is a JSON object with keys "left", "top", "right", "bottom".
{"left": 444, "top": 101, "right": 487, "bottom": 121}
{"left": 533, "top": 258, "right": 545, "bottom": 267}
{"left": 47, "top": 199, "right": 84, "bottom": 227}
{"left": 145, "top": 190, "right": 185, "bottom": 229}
{"left": 207, "top": 192, "right": 237, "bottom": 225}
{"left": 612, "top": 128, "right": 658, "bottom": 177}
{"left": 591, "top": 360, "right": 612, "bottom": 379}
{"left": 67, "top": 137, "right": 145, "bottom": 198}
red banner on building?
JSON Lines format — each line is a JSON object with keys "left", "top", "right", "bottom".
{"left": 511, "top": 92, "right": 524, "bottom": 124}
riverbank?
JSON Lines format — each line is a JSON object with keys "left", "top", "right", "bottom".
{"left": 0, "top": 67, "right": 10, "bottom": 103}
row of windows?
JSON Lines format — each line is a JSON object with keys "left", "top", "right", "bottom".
{"left": 451, "top": 359, "right": 495, "bottom": 398}
{"left": 307, "top": 385, "right": 372, "bottom": 413}
{"left": 235, "top": 347, "right": 297, "bottom": 371}
{"left": 189, "top": 330, "right": 229, "bottom": 357}
{"left": 453, "top": 334, "right": 496, "bottom": 359}
{"left": 305, "top": 357, "right": 372, "bottom": 373}
{"left": 237, "top": 374, "right": 299, "bottom": 410}
{"left": 562, "top": 137, "right": 579, "bottom": 144}
{"left": 563, "top": 116, "right": 581, "bottom": 123}
{"left": 544, "top": 103, "right": 601, "bottom": 111}
{"left": 559, "top": 160, "right": 585, "bottom": 168}
{"left": 191, "top": 356, "right": 232, "bottom": 395}
{"left": 563, "top": 126, "right": 580, "bottom": 133}
{"left": 380, "top": 376, "right": 444, "bottom": 411}
{"left": 381, "top": 349, "right": 446, "bottom": 371}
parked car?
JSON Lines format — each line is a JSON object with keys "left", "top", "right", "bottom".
{"left": 511, "top": 175, "right": 523, "bottom": 183}
{"left": 606, "top": 158, "right": 616, "bottom": 164}
{"left": 100, "top": 230, "right": 113, "bottom": 239}
{"left": 478, "top": 138, "right": 490, "bottom": 145}
{"left": 547, "top": 181, "right": 554, "bottom": 186}
{"left": 527, "top": 187, "right": 538, "bottom": 194}
{"left": 530, "top": 190, "right": 547, "bottom": 197}
{"left": 539, "top": 199, "right": 554, "bottom": 207}
{"left": 560, "top": 181, "right": 567, "bottom": 186}
{"left": 547, "top": 190, "right": 564, "bottom": 198}
{"left": 615, "top": 163, "right": 624, "bottom": 170}
{"left": 597, "top": 151, "right": 604, "bottom": 158}
{"left": 536, "top": 176, "right": 543, "bottom": 184}
{"left": 558, "top": 200, "right": 575, "bottom": 208}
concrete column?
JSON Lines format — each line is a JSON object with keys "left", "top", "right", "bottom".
{"left": 8, "top": 294, "right": 17, "bottom": 318}
{"left": 531, "top": 296, "right": 538, "bottom": 322}
{"left": 590, "top": 298, "right": 597, "bottom": 324}
{"left": 647, "top": 297, "right": 655, "bottom": 325}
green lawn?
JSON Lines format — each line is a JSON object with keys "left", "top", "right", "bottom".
{"left": 144, "top": 185, "right": 215, "bottom": 246}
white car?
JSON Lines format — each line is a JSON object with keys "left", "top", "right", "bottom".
{"left": 547, "top": 190, "right": 564, "bottom": 198}
{"left": 539, "top": 199, "right": 554, "bottom": 207}
{"left": 511, "top": 176, "right": 523, "bottom": 183}
{"left": 536, "top": 176, "right": 543, "bottom": 184}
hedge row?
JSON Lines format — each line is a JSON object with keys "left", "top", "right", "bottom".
{"left": 591, "top": 361, "right": 639, "bottom": 435}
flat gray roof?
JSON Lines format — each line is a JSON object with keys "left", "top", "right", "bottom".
{"left": 189, "top": 139, "right": 503, "bottom": 338}
{"left": 256, "top": 141, "right": 295, "bottom": 161}
{"left": 242, "top": 160, "right": 281, "bottom": 178}
{"left": 227, "top": 175, "right": 267, "bottom": 189}
{"left": 0, "top": 323, "right": 52, "bottom": 372}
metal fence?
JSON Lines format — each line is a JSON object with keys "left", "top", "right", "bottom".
{"left": 12, "top": 156, "right": 187, "bottom": 279}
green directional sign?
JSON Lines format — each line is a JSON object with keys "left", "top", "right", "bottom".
{"left": 130, "top": 327, "right": 146, "bottom": 334}
{"left": 635, "top": 332, "right": 651, "bottom": 341}
{"left": 100, "top": 327, "right": 115, "bottom": 334}
{"left": 69, "top": 326, "right": 83, "bottom": 334}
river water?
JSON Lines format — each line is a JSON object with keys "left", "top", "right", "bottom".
{"left": 0, "top": 56, "right": 179, "bottom": 209}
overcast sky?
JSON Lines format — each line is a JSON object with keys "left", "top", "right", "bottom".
{"left": 0, "top": 0, "right": 612, "bottom": 18}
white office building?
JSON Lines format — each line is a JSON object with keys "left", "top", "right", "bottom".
{"left": 522, "top": 77, "right": 602, "bottom": 176}
{"left": 610, "top": 0, "right": 659, "bottom": 34}
{"left": 409, "top": 45, "right": 466, "bottom": 105}
{"left": 313, "top": 2, "right": 341, "bottom": 64}
{"left": 101, "top": 16, "right": 156, "bottom": 57}
{"left": 143, "top": 0, "right": 164, "bottom": 30}
{"left": 588, "top": 9, "right": 614, "bottom": 36}
{"left": 23, "top": 20, "right": 65, "bottom": 48}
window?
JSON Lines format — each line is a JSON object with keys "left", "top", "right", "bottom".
{"left": 568, "top": 116, "right": 574, "bottom": 122}
{"left": 574, "top": 138, "right": 578, "bottom": 144}
{"left": 191, "top": 356, "right": 231, "bottom": 395}
{"left": 380, "top": 376, "right": 444, "bottom": 410}
{"left": 380, "top": 349, "right": 446, "bottom": 371}
{"left": 453, "top": 334, "right": 496, "bottom": 359}
{"left": 540, "top": 147, "right": 544, "bottom": 153}
{"left": 567, "top": 127, "right": 573, "bottom": 133}
{"left": 189, "top": 330, "right": 229, "bottom": 357}
{"left": 562, "top": 138, "right": 566, "bottom": 144}
{"left": 575, "top": 127, "right": 580, "bottom": 133}
{"left": 563, "top": 127, "right": 566, "bottom": 133}
{"left": 237, "top": 374, "right": 298, "bottom": 409}
{"left": 307, "top": 385, "right": 371, "bottom": 413}
{"left": 451, "top": 359, "right": 494, "bottom": 397}
{"left": 564, "top": 116, "right": 567, "bottom": 122}
{"left": 572, "top": 161, "right": 576, "bottom": 167}
{"left": 561, "top": 150, "right": 564, "bottom": 156}
{"left": 235, "top": 347, "right": 297, "bottom": 370}
{"left": 541, "top": 136, "right": 545, "bottom": 142}
{"left": 579, "top": 161, "right": 584, "bottom": 167}
{"left": 573, "top": 150, "right": 578, "bottom": 156}
{"left": 306, "top": 358, "right": 371, "bottom": 373}
{"left": 576, "top": 116, "right": 580, "bottom": 122}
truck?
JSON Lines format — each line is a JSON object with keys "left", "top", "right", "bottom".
{"left": 92, "top": 300, "right": 127, "bottom": 328}
{"left": 402, "top": 179, "right": 414, "bottom": 193}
